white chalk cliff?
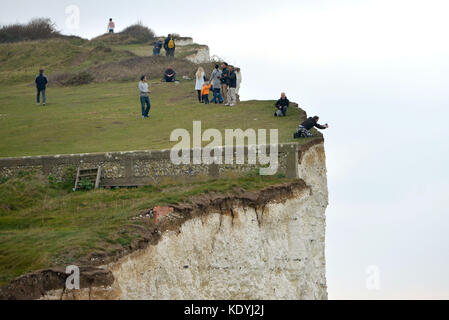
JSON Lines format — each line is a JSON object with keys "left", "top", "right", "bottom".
{"left": 36, "top": 142, "right": 329, "bottom": 300}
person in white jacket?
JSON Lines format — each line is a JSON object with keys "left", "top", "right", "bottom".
{"left": 235, "top": 67, "right": 242, "bottom": 102}
{"left": 195, "top": 67, "right": 205, "bottom": 103}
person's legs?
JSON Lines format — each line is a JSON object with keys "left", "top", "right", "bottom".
{"left": 298, "top": 125, "right": 313, "bottom": 138}
{"left": 197, "top": 90, "right": 202, "bottom": 102}
{"left": 222, "top": 84, "right": 228, "bottom": 104}
{"left": 228, "top": 88, "right": 236, "bottom": 106}
{"left": 140, "top": 96, "right": 146, "bottom": 117}
{"left": 203, "top": 95, "right": 209, "bottom": 105}
{"left": 36, "top": 89, "right": 41, "bottom": 104}
{"left": 144, "top": 97, "right": 151, "bottom": 117}
{"left": 42, "top": 90, "right": 46, "bottom": 105}
{"left": 211, "top": 89, "right": 217, "bottom": 104}
{"left": 282, "top": 106, "right": 288, "bottom": 116}
{"left": 218, "top": 89, "right": 224, "bottom": 104}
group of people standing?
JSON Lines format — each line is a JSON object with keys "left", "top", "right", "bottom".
{"left": 153, "top": 35, "right": 176, "bottom": 57}
{"left": 195, "top": 63, "right": 242, "bottom": 107}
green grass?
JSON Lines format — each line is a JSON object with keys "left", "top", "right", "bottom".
{"left": 0, "top": 39, "right": 134, "bottom": 85}
{"left": 108, "top": 43, "right": 208, "bottom": 59}
{"left": 0, "top": 172, "right": 292, "bottom": 286}
{"left": 0, "top": 80, "right": 316, "bottom": 158}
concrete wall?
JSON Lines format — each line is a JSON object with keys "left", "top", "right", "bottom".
{"left": 0, "top": 143, "right": 303, "bottom": 187}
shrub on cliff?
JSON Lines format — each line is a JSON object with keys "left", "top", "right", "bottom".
{"left": 0, "top": 18, "right": 60, "bottom": 43}
{"left": 91, "top": 23, "right": 156, "bottom": 45}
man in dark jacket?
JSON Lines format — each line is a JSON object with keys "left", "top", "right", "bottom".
{"left": 226, "top": 65, "right": 238, "bottom": 106}
{"left": 296, "top": 116, "right": 329, "bottom": 138}
{"left": 164, "top": 34, "right": 175, "bottom": 57}
{"left": 153, "top": 39, "right": 163, "bottom": 56}
{"left": 275, "top": 92, "right": 290, "bottom": 117}
{"left": 163, "top": 65, "right": 176, "bottom": 82}
{"left": 219, "top": 62, "right": 229, "bottom": 105}
{"left": 35, "top": 69, "right": 48, "bottom": 106}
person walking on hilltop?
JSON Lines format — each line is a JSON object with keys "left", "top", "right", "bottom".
{"left": 226, "top": 65, "right": 237, "bottom": 107}
{"left": 195, "top": 67, "right": 205, "bottom": 103}
{"left": 153, "top": 38, "right": 163, "bottom": 56}
{"left": 164, "top": 34, "right": 176, "bottom": 57}
{"left": 210, "top": 64, "right": 224, "bottom": 104}
{"left": 35, "top": 69, "right": 48, "bottom": 106}
{"left": 274, "top": 92, "right": 290, "bottom": 117}
{"left": 139, "top": 75, "right": 151, "bottom": 119}
{"left": 295, "top": 116, "right": 329, "bottom": 138}
{"left": 107, "top": 18, "right": 115, "bottom": 33}
{"left": 219, "top": 62, "right": 230, "bottom": 105}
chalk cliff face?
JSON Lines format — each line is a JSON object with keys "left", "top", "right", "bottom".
{"left": 1, "top": 141, "right": 328, "bottom": 300}
{"left": 43, "top": 141, "right": 328, "bottom": 300}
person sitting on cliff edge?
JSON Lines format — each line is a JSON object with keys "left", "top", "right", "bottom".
{"left": 295, "top": 116, "right": 329, "bottom": 138}
{"left": 274, "top": 92, "right": 290, "bottom": 117}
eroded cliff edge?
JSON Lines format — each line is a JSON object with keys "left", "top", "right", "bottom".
{"left": 0, "top": 141, "right": 328, "bottom": 300}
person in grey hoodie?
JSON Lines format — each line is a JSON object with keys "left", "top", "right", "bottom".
{"left": 139, "top": 75, "right": 151, "bottom": 119}
{"left": 209, "top": 64, "right": 224, "bottom": 104}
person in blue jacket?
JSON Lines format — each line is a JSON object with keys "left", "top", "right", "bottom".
{"left": 35, "top": 69, "right": 48, "bottom": 106}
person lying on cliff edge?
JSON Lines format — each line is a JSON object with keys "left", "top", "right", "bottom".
{"left": 139, "top": 75, "right": 151, "bottom": 119}
{"left": 295, "top": 116, "right": 329, "bottom": 138}
{"left": 274, "top": 92, "right": 290, "bottom": 117}
{"left": 163, "top": 66, "right": 176, "bottom": 82}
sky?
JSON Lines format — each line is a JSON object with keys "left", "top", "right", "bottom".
{"left": 1, "top": 0, "right": 449, "bottom": 299}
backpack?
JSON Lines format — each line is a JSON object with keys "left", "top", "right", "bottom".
{"left": 168, "top": 38, "right": 175, "bottom": 49}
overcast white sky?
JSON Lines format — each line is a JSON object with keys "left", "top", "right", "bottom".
{"left": 1, "top": 0, "right": 449, "bottom": 299}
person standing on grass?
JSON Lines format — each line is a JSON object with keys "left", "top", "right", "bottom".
{"left": 235, "top": 67, "right": 242, "bottom": 102}
{"left": 201, "top": 83, "right": 212, "bottom": 105}
{"left": 195, "top": 67, "right": 205, "bottom": 103}
{"left": 153, "top": 39, "right": 163, "bottom": 56}
{"left": 35, "top": 69, "right": 48, "bottom": 106}
{"left": 274, "top": 92, "right": 290, "bottom": 117}
{"left": 295, "top": 116, "right": 329, "bottom": 138}
{"left": 164, "top": 34, "right": 176, "bottom": 57}
{"left": 225, "top": 65, "right": 237, "bottom": 107}
{"left": 219, "top": 62, "right": 229, "bottom": 105}
{"left": 210, "top": 64, "right": 224, "bottom": 104}
{"left": 139, "top": 75, "right": 151, "bottom": 119}
{"left": 107, "top": 19, "right": 115, "bottom": 33}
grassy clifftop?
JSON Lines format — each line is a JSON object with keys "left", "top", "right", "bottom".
{"left": 0, "top": 24, "right": 324, "bottom": 288}
{"left": 0, "top": 80, "right": 320, "bottom": 158}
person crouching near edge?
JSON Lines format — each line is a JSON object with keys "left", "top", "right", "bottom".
{"left": 139, "top": 75, "right": 151, "bottom": 119}
{"left": 295, "top": 116, "right": 329, "bottom": 138}
{"left": 274, "top": 92, "right": 289, "bottom": 117}
{"left": 201, "top": 83, "right": 212, "bottom": 105}
{"left": 35, "top": 69, "right": 48, "bottom": 106}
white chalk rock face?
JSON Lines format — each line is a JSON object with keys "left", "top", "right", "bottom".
{"left": 37, "top": 142, "right": 328, "bottom": 301}
{"left": 176, "top": 38, "right": 194, "bottom": 46}
{"left": 185, "top": 47, "right": 211, "bottom": 64}
{"left": 106, "top": 143, "right": 328, "bottom": 300}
